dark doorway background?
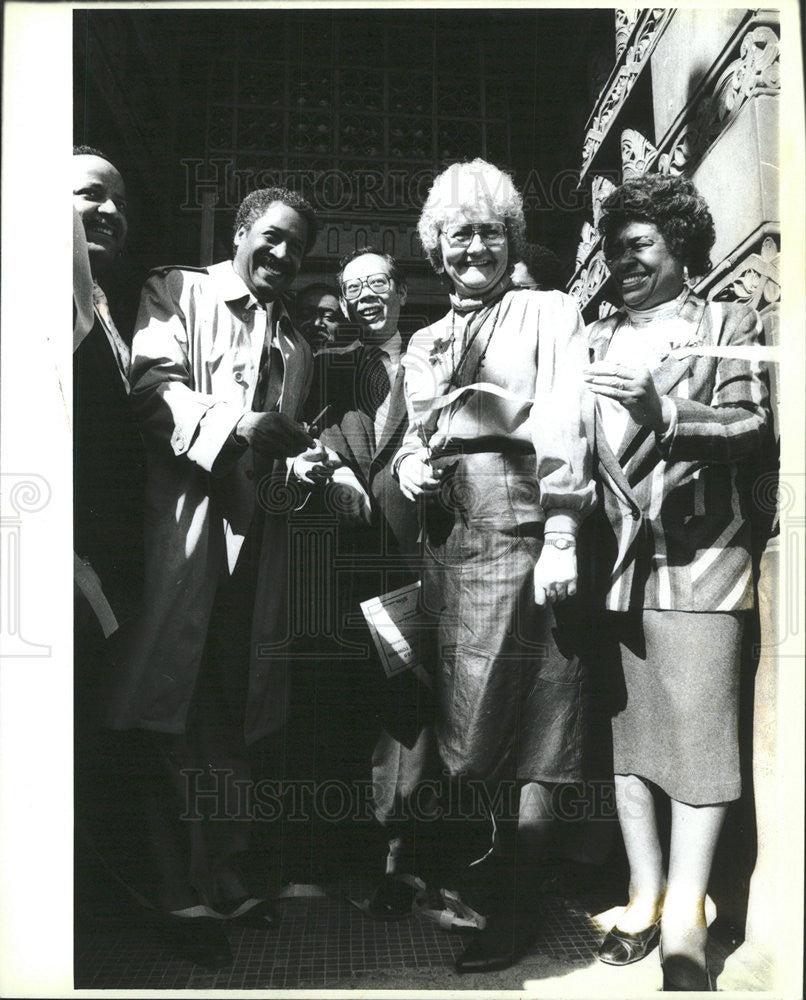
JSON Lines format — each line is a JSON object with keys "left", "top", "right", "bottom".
{"left": 74, "top": 8, "right": 613, "bottom": 322}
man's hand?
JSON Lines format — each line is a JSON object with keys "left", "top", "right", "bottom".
{"left": 292, "top": 441, "right": 342, "bottom": 485}
{"left": 533, "top": 544, "right": 577, "bottom": 606}
{"left": 397, "top": 449, "right": 441, "bottom": 502}
{"left": 235, "top": 411, "right": 314, "bottom": 458}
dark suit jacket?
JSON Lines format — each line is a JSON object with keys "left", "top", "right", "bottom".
{"left": 309, "top": 338, "right": 427, "bottom": 746}
{"left": 315, "top": 339, "right": 418, "bottom": 558}
{"left": 74, "top": 315, "right": 146, "bottom": 623}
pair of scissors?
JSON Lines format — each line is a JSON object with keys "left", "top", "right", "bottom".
{"left": 304, "top": 404, "right": 330, "bottom": 438}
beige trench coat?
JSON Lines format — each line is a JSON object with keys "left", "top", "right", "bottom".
{"left": 107, "top": 261, "right": 312, "bottom": 744}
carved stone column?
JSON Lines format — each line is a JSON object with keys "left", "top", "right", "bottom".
{"left": 591, "top": 174, "right": 617, "bottom": 228}
{"left": 575, "top": 221, "right": 598, "bottom": 271}
{"left": 620, "top": 128, "right": 658, "bottom": 180}
{"left": 615, "top": 8, "right": 639, "bottom": 59}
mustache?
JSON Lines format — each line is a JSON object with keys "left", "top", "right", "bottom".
{"left": 257, "top": 254, "right": 293, "bottom": 274}
{"left": 86, "top": 220, "right": 123, "bottom": 236}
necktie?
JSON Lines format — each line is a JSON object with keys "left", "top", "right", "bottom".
{"left": 358, "top": 347, "right": 391, "bottom": 419}
{"left": 253, "top": 339, "right": 284, "bottom": 412}
{"left": 92, "top": 282, "right": 131, "bottom": 392}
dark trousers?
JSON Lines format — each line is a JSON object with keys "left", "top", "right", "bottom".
{"left": 139, "top": 525, "right": 282, "bottom": 913}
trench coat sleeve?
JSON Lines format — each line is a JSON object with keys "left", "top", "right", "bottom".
{"left": 130, "top": 270, "right": 248, "bottom": 475}
{"left": 528, "top": 292, "right": 596, "bottom": 533}
{"left": 659, "top": 305, "right": 770, "bottom": 465}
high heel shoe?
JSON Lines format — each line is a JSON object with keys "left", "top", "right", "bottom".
{"left": 660, "top": 941, "right": 714, "bottom": 991}
{"left": 597, "top": 920, "right": 660, "bottom": 965}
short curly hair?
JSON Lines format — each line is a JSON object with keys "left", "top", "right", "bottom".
{"left": 599, "top": 174, "right": 716, "bottom": 276}
{"left": 417, "top": 158, "right": 527, "bottom": 274}
{"left": 233, "top": 187, "right": 319, "bottom": 256}
{"left": 73, "top": 145, "right": 120, "bottom": 173}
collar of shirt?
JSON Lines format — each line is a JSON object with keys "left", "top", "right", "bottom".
{"left": 374, "top": 330, "right": 402, "bottom": 372}
{"left": 207, "top": 259, "right": 281, "bottom": 339}
{"left": 380, "top": 330, "right": 402, "bottom": 364}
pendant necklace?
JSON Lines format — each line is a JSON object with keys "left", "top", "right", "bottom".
{"left": 447, "top": 299, "right": 504, "bottom": 391}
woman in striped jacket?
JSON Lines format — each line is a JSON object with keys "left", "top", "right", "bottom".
{"left": 583, "top": 174, "right": 773, "bottom": 991}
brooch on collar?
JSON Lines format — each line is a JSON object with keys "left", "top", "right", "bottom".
{"left": 428, "top": 336, "right": 453, "bottom": 365}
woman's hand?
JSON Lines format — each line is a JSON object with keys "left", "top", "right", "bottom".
{"left": 583, "top": 361, "right": 665, "bottom": 430}
{"left": 397, "top": 449, "right": 441, "bottom": 502}
{"left": 533, "top": 544, "right": 577, "bottom": 606}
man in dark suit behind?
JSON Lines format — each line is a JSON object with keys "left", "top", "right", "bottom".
{"left": 73, "top": 145, "right": 145, "bottom": 634}
{"left": 289, "top": 249, "right": 439, "bottom": 908}
{"left": 73, "top": 145, "right": 147, "bottom": 929}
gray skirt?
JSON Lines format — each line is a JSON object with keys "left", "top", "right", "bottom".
{"left": 609, "top": 609, "right": 744, "bottom": 805}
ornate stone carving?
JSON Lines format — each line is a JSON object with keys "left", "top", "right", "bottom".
{"left": 621, "top": 128, "right": 658, "bottom": 181}
{"left": 658, "top": 22, "right": 780, "bottom": 176}
{"left": 712, "top": 236, "right": 780, "bottom": 311}
{"left": 569, "top": 248, "right": 610, "bottom": 308}
{"left": 575, "top": 221, "right": 598, "bottom": 269}
{"left": 568, "top": 273, "right": 586, "bottom": 304}
{"left": 585, "top": 250, "right": 610, "bottom": 302}
{"left": 599, "top": 300, "right": 619, "bottom": 319}
{"left": 580, "top": 8, "right": 673, "bottom": 175}
{"left": 615, "top": 8, "right": 640, "bottom": 60}
{"left": 591, "top": 174, "right": 617, "bottom": 228}
{"left": 721, "top": 24, "right": 780, "bottom": 106}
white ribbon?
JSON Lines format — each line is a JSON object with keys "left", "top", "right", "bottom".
{"left": 669, "top": 344, "right": 780, "bottom": 362}
{"left": 411, "top": 381, "right": 533, "bottom": 417}
{"left": 411, "top": 345, "right": 779, "bottom": 421}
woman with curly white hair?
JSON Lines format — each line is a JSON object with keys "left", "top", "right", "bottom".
{"left": 392, "top": 159, "right": 596, "bottom": 972}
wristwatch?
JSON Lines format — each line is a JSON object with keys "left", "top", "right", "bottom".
{"left": 543, "top": 535, "right": 575, "bottom": 550}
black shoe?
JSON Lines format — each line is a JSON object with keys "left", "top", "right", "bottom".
{"left": 161, "top": 915, "right": 233, "bottom": 969}
{"left": 661, "top": 951, "right": 714, "bottom": 991}
{"left": 455, "top": 914, "right": 536, "bottom": 974}
{"left": 367, "top": 875, "right": 416, "bottom": 921}
{"left": 230, "top": 900, "right": 279, "bottom": 928}
{"left": 446, "top": 854, "right": 511, "bottom": 922}
{"left": 210, "top": 896, "right": 278, "bottom": 927}
{"left": 597, "top": 921, "right": 660, "bottom": 966}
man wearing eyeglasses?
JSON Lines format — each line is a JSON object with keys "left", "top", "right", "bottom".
{"left": 291, "top": 248, "right": 439, "bottom": 916}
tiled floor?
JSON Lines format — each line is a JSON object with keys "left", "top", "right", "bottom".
{"left": 75, "top": 879, "right": 774, "bottom": 993}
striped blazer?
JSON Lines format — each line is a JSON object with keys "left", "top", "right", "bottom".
{"left": 587, "top": 293, "right": 772, "bottom": 613}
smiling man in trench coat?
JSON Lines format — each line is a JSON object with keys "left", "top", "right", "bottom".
{"left": 109, "top": 187, "right": 317, "bottom": 967}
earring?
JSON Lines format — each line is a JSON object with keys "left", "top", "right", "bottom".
{"left": 683, "top": 264, "right": 690, "bottom": 285}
